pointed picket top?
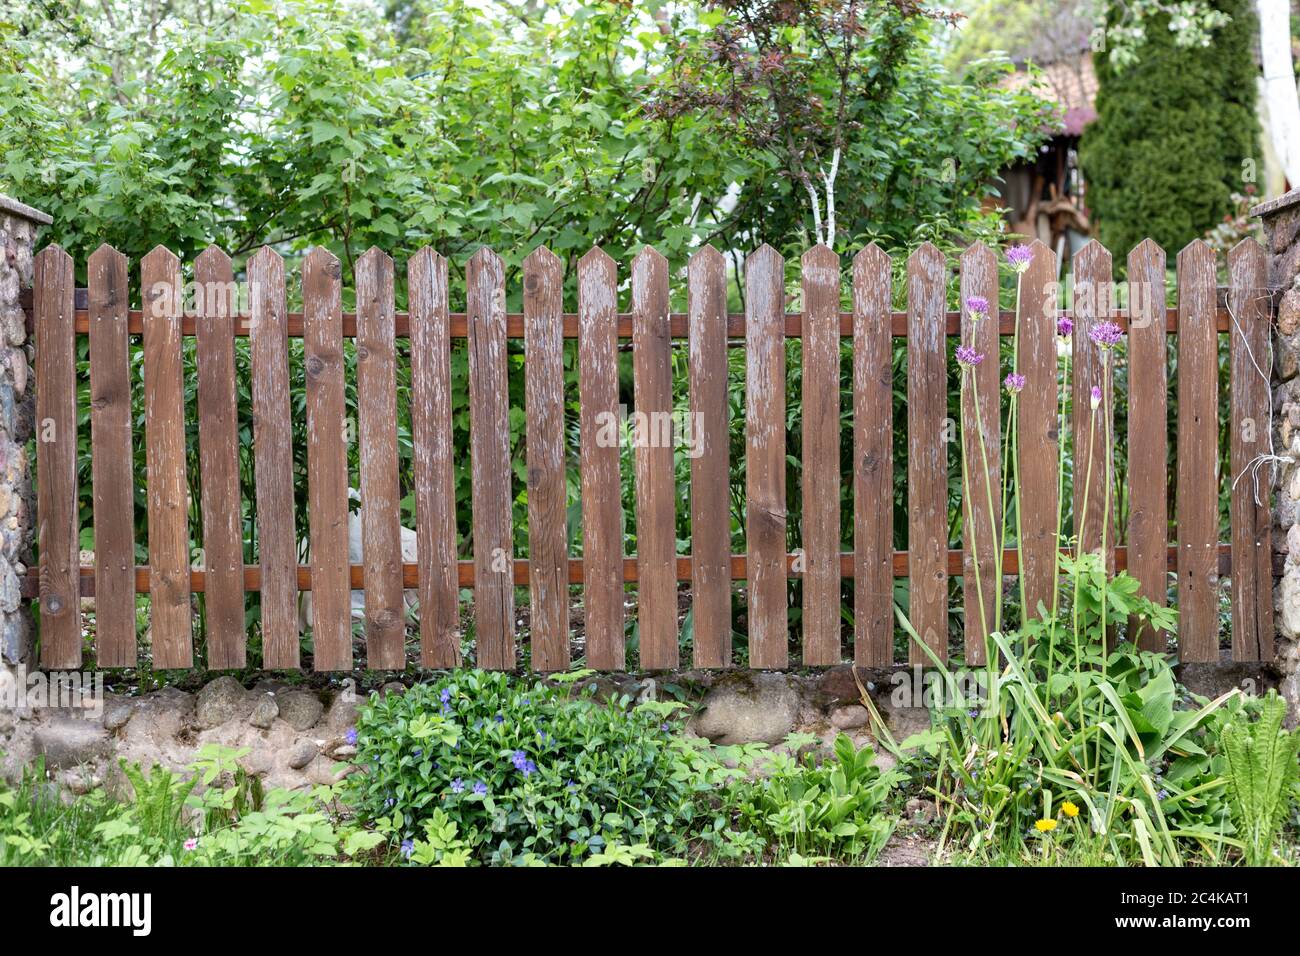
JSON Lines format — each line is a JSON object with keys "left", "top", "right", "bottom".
{"left": 89, "top": 241, "right": 125, "bottom": 265}
{"left": 248, "top": 244, "right": 285, "bottom": 273}
{"left": 1130, "top": 237, "right": 1164, "bottom": 262}
{"left": 747, "top": 242, "right": 784, "bottom": 272}
{"left": 853, "top": 241, "right": 890, "bottom": 276}
{"left": 1177, "top": 237, "right": 1215, "bottom": 270}
{"left": 633, "top": 243, "right": 668, "bottom": 271}
{"left": 523, "top": 244, "right": 562, "bottom": 271}
{"left": 579, "top": 244, "right": 615, "bottom": 271}
{"left": 36, "top": 241, "right": 70, "bottom": 264}
{"left": 689, "top": 243, "right": 724, "bottom": 273}
{"left": 141, "top": 243, "right": 179, "bottom": 270}
{"left": 801, "top": 242, "right": 839, "bottom": 278}
{"left": 356, "top": 245, "right": 392, "bottom": 272}
{"left": 958, "top": 239, "right": 994, "bottom": 269}
{"left": 408, "top": 245, "right": 443, "bottom": 266}
{"left": 908, "top": 240, "right": 945, "bottom": 269}
{"left": 1074, "top": 237, "right": 1112, "bottom": 273}
{"left": 468, "top": 244, "right": 502, "bottom": 272}
{"left": 1228, "top": 235, "right": 1266, "bottom": 269}
{"left": 304, "top": 244, "right": 342, "bottom": 276}
{"left": 195, "top": 244, "right": 231, "bottom": 271}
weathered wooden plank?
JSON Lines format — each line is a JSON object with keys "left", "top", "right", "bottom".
{"left": 1072, "top": 241, "right": 1116, "bottom": 568}
{"left": 1228, "top": 238, "right": 1273, "bottom": 662}
{"left": 852, "top": 244, "right": 894, "bottom": 666}
{"left": 800, "top": 244, "right": 842, "bottom": 665}
{"left": 523, "top": 246, "right": 569, "bottom": 672}
{"left": 745, "top": 244, "right": 788, "bottom": 669}
{"left": 141, "top": 246, "right": 192, "bottom": 668}
{"left": 1016, "top": 240, "right": 1059, "bottom": 626}
{"left": 467, "top": 246, "right": 515, "bottom": 670}
{"left": 577, "top": 248, "right": 624, "bottom": 670}
{"left": 907, "top": 242, "right": 949, "bottom": 664}
{"left": 248, "top": 247, "right": 298, "bottom": 669}
{"left": 631, "top": 246, "right": 678, "bottom": 670}
{"left": 35, "top": 245, "right": 80, "bottom": 668}
{"left": 86, "top": 244, "right": 135, "bottom": 668}
{"left": 354, "top": 248, "right": 405, "bottom": 670}
{"left": 1127, "top": 239, "right": 1169, "bottom": 651}
{"left": 1176, "top": 240, "right": 1220, "bottom": 662}
{"left": 195, "top": 247, "right": 246, "bottom": 669}
{"left": 687, "top": 245, "right": 732, "bottom": 668}
{"left": 302, "top": 247, "right": 351, "bottom": 671}
{"left": 958, "top": 242, "right": 999, "bottom": 664}
{"left": 408, "top": 248, "right": 461, "bottom": 669}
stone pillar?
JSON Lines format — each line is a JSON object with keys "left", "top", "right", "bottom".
{"left": 0, "top": 196, "right": 50, "bottom": 675}
{"left": 1252, "top": 188, "right": 1300, "bottom": 724}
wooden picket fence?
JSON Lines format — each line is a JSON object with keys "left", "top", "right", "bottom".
{"left": 29, "top": 236, "right": 1276, "bottom": 673}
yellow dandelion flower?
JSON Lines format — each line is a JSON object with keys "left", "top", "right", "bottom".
{"left": 1062, "top": 801, "right": 1079, "bottom": 819}
{"left": 1034, "top": 818, "right": 1057, "bottom": 832}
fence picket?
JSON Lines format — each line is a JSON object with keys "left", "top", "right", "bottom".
{"left": 745, "top": 244, "right": 788, "bottom": 670}
{"left": 354, "top": 248, "right": 405, "bottom": 670}
{"left": 632, "top": 246, "right": 679, "bottom": 670}
{"left": 1017, "top": 240, "right": 1060, "bottom": 624}
{"left": 852, "top": 244, "right": 894, "bottom": 666}
{"left": 1229, "top": 238, "right": 1273, "bottom": 661}
{"left": 249, "top": 247, "right": 298, "bottom": 669}
{"left": 194, "top": 246, "right": 246, "bottom": 669}
{"left": 87, "top": 244, "right": 134, "bottom": 668}
{"left": 409, "top": 248, "right": 461, "bottom": 668}
{"left": 1176, "top": 240, "right": 1220, "bottom": 662}
{"left": 467, "top": 246, "right": 515, "bottom": 670}
{"left": 577, "top": 248, "right": 624, "bottom": 670}
{"left": 1127, "top": 239, "right": 1169, "bottom": 651}
{"left": 907, "top": 242, "right": 948, "bottom": 664}
{"left": 303, "top": 247, "right": 351, "bottom": 671}
{"left": 1072, "top": 241, "right": 1116, "bottom": 568}
{"left": 35, "top": 245, "right": 80, "bottom": 668}
{"left": 800, "top": 244, "right": 842, "bottom": 665}
{"left": 523, "top": 246, "right": 569, "bottom": 672}
{"left": 959, "top": 242, "right": 999, "bottom": 664}
{"left": 141, "top": 245, "right": 192, "bottom": 668}
{"left": 687, "top": 245, "right": 731, "bottom": 668}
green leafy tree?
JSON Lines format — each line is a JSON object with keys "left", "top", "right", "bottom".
{"left": 1079, "top": 0, "right": 1260, "bottom": 256}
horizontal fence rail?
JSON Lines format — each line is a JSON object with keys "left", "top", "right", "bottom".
{"left": 31, "top": 238, "right": 1276, "bottom": 672}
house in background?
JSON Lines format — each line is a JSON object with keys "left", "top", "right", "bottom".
{"left": 991, "top": 46, "right": 1097, "bottom": 272}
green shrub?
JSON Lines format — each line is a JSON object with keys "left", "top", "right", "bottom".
{"left": 346, "top": 671, "right": 710, "bottom": 865}
{"left": 719, "top": 733, "right": 903, "bottom": 863}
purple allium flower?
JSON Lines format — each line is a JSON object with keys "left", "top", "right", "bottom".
{"left": 1089, "top": 320, "right": 1124, "bottom": 350}
{"left": 473, "top": 781, "right": 487, "bottom": 796}
{"left": 1004, "top": 372, "right": 1026, "bottom": 394}
{"left": 1090, "top": 385, "right": 1102, "bottom": 410}
{"left": 451, "top": 778, "right": 465, "bottom": 794}
{"left": 965, "top": 295, "right": 989, "bottom": 320}
{"left": 1056, "top": 316, "right": 1073, "bottom": 338}
{"left": 1007, "top": 244, "right": 1034, "bottom": 273}
{"left": 345, "top": 728, "right": 358, "bottom": 746}
{"left": 400, "top": 839, "right": 415, "bottom": 859}
{"left": 955, "top": 345, "right": 984, "bottom": 368}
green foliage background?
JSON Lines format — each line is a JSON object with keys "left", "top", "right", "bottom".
{"left": 1080, "top": 0, "right": 1260, "bottom": 257}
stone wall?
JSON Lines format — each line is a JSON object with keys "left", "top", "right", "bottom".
{"left": 0, "top": 196, "right": 47, "bottom": 677}
{"left": 1252, "top": 188, "right": 1300, "bottom": 725}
